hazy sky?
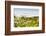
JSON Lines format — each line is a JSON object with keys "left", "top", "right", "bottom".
{"left": 14, "top": 8, "right": 39, "bottom": 17}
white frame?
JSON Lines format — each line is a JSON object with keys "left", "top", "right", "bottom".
{"left": 10, "top": 5, "right": 42, "bottom": 31}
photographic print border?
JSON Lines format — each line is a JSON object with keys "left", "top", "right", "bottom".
{"left": 5, "top": 1, "right": 45, "bottom": 35}
{"left": 11, "top": 5, "right": 42, "bottom": 31}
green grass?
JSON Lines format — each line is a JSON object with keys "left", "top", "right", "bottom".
{"left": 14, "top": 16, "right": 39, "bottom": 27}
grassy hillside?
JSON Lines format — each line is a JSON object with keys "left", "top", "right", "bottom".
{"left": 14, "top": 16, "right": 39, "bottom": 27}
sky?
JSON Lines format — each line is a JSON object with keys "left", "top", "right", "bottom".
{"left": 14, "top": 8, "right": 39, "bottom": 17}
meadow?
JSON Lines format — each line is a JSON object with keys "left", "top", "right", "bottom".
{"left": 14, "top": 16, "right": 39, "bottom": 27}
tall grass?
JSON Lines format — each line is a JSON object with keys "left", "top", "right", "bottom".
{"left": 14, "top": 16, "right": 39, "bottom": 27}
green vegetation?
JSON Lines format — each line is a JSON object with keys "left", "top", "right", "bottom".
{"left": 14, "top": 16, "right": 39, "bottom": 27}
